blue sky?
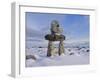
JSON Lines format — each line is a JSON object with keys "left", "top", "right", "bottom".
{"left": 26, "top": 12, "right": 89, "bottom": 43}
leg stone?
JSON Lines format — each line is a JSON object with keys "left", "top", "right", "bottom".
{"left": 47, "top": 41, "right": 53, "bottom": 57}
{"left": 58, "top": 40, "right": 65, "bottom": 55}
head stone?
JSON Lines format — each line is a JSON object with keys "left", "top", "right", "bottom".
{"left": 51, "top": 20, "right": 63, "bottom": 34}
{"left": 51, "top": 20, "right": 59, "bottom": 27}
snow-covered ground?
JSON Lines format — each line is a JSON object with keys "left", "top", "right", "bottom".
{"left": 26, "top": 44, "right": 90, "bottom": 67}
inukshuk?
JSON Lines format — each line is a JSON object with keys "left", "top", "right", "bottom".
{"left": 45, "top": 20, "right": 65, "bottom": 57}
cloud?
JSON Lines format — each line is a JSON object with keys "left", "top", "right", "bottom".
{"left": 26, "top": 26, "right": 51, "bottom": 42}
{"left": 26, "top": 27, "right": 42, "bottom": 38}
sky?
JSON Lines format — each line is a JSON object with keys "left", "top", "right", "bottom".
{"left": 26, "top": 12, "right": 90, "bottom": 44}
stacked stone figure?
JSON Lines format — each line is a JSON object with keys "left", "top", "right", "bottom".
{"left": 45, "top": 20, "right": 65, "bottom": 57}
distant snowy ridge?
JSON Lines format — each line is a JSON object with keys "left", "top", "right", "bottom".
{"left": 26, "top": 40, "right": 89, "bottom": 48}
{"left": 64, "top": 41, "right": 89, "bottom": 48}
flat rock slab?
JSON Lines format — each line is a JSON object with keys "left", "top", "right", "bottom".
{"left": 45, "top": 34, "right": 65, "bottom": 41}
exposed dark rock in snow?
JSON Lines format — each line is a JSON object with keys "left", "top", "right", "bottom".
{"left": 86, "top": 49, "right": 89, "bottom": 52}
{"left": 26, "top": 55, "right": 36, "bottom": 60}
{"left": 69, "top": 52, "right": 74, "bottom": 55}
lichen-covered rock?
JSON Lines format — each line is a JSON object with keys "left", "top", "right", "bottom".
{"left": 47, "top": 41, "right": 53, "bottom": 57}
{"left": 51, "top": 20, "right": 63, "bottom": 34}
{"left": 45, "top": 34, "right": 65, "bottom": 41}
{"left": 59, "top": 41, "right": 65, "bottom": 55}
{"left": 45, "top": 20, "right": 65, "bottom": 57}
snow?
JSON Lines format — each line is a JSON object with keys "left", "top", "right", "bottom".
{"left": 26, "top": 45, "right": 90, "bottom": 67}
